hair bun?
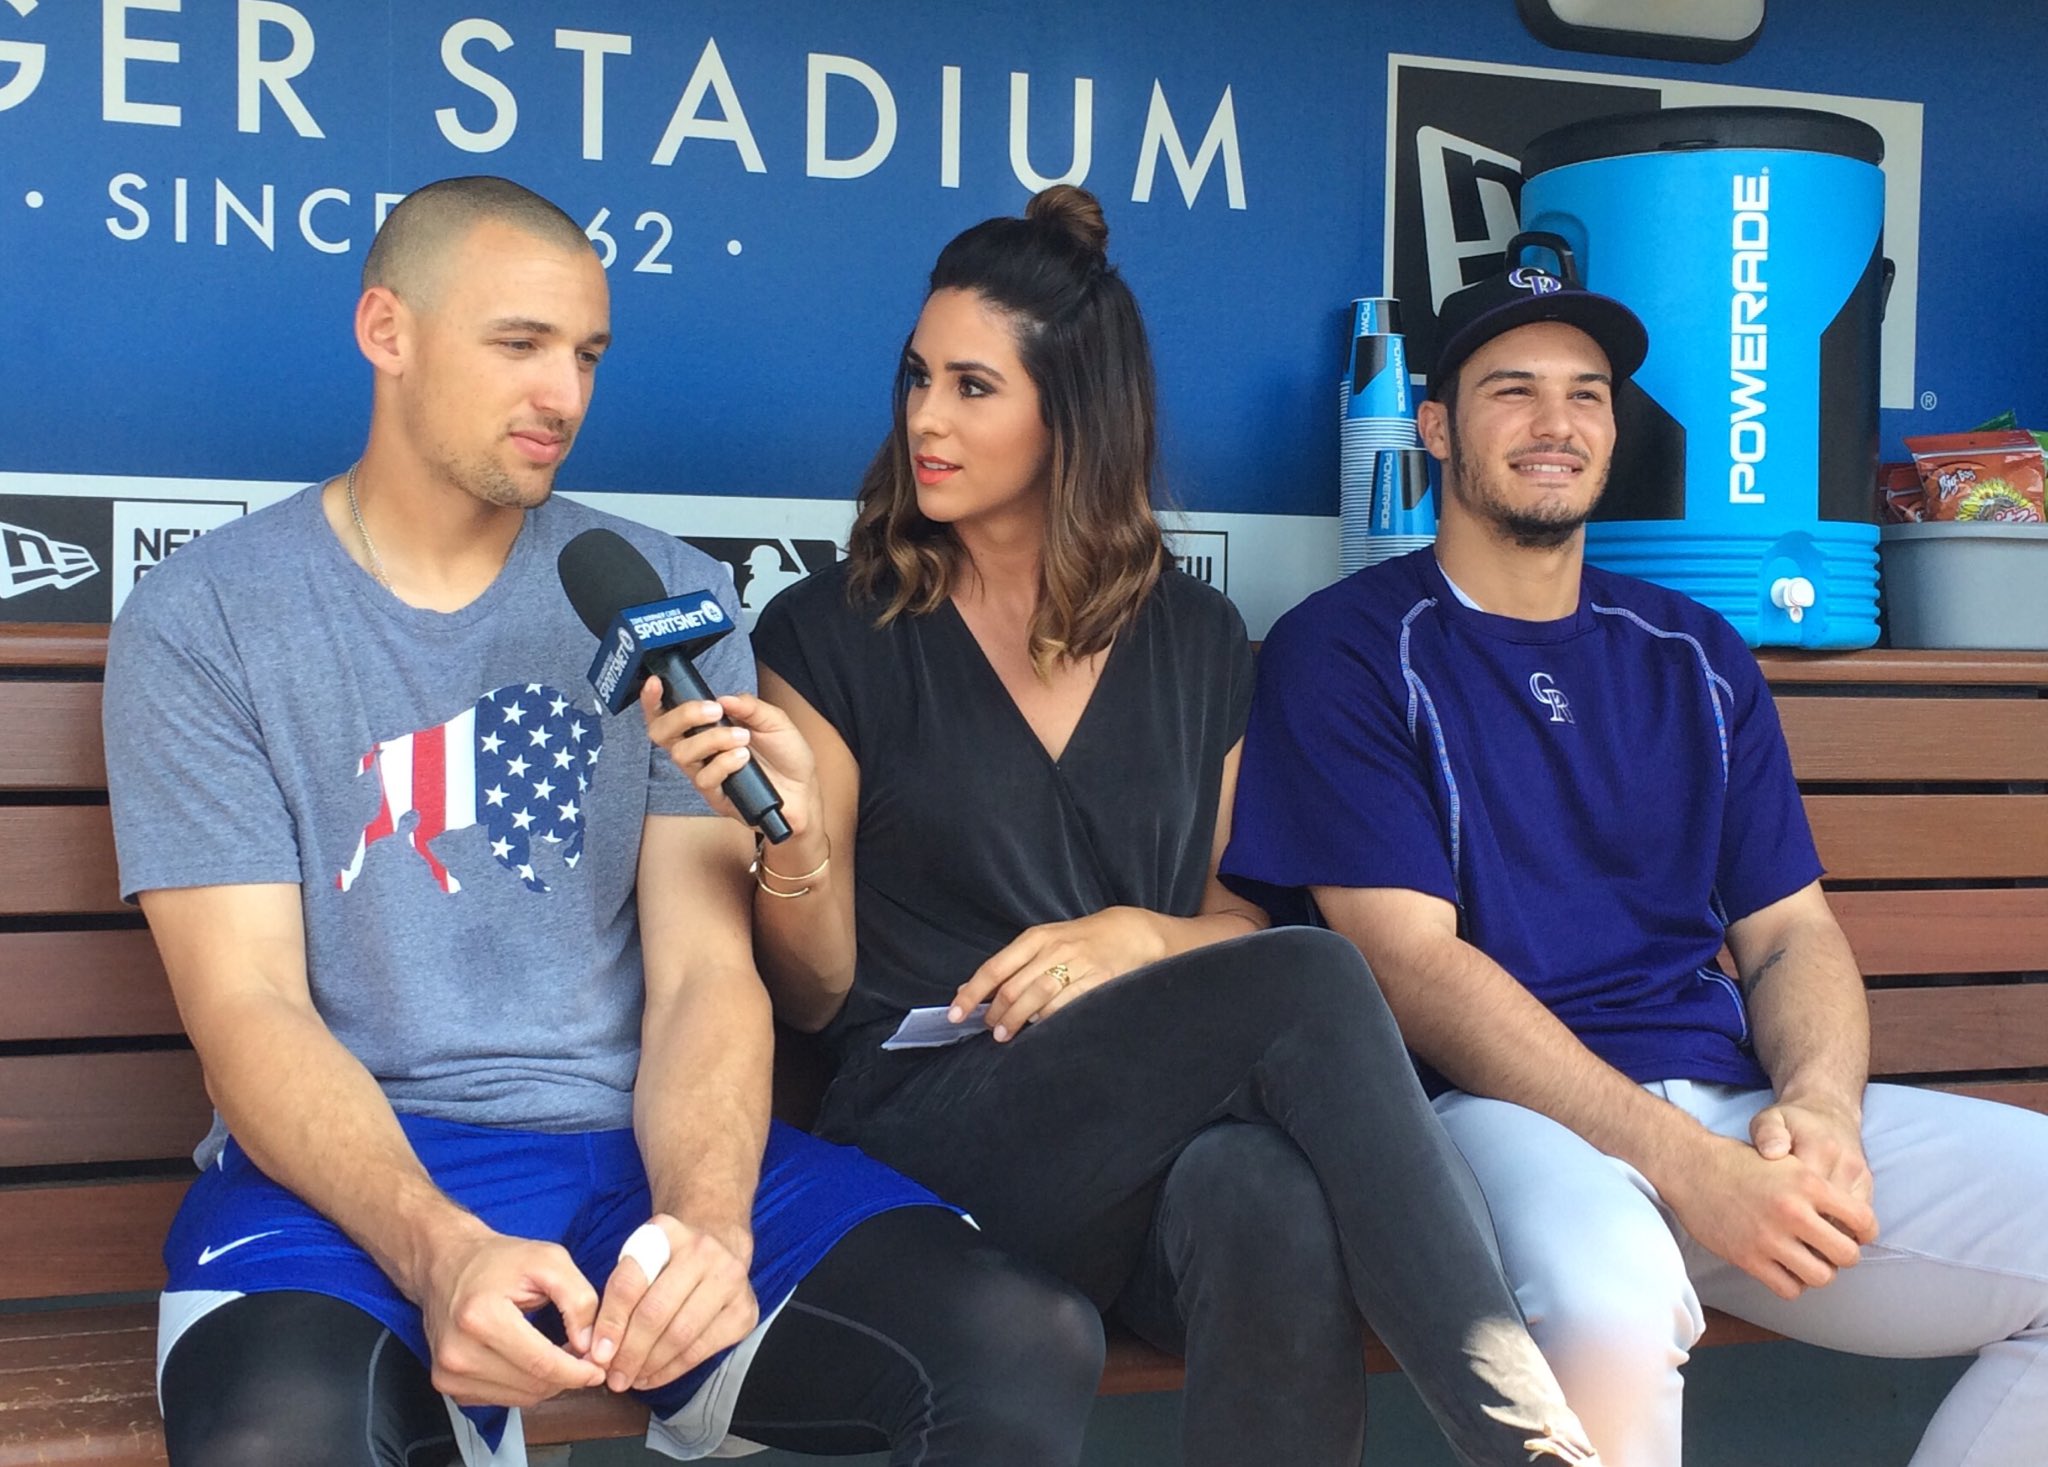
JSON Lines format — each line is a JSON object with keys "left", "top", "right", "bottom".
{"left": 1026, "top": 184, "right": 1109, "bottom": 256}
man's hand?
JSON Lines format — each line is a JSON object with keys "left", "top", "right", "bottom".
{"left": 1663, "top": 1133, "right": 1878, "bottom": 1300}
{"left": 590, "top": 1215, "right": 759, "bottom": 1393}
{"left": 421, "top": 1229, "right": 606, "bottom": 1408}
{"left": 1751, "top": 1097, "right": 1876, "bottom": 1212}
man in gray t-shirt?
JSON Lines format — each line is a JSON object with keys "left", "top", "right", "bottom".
{"left": 105, "top": 176, "right": 1100, "bottom": 1467}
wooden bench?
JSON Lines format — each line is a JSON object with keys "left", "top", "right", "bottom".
{"left": 4, "top": 623, "right": 2044, "bottom": 1464}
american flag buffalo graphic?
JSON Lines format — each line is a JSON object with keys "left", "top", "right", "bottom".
{"left": 337, "top": 684, "right": 604, "bottom": 895}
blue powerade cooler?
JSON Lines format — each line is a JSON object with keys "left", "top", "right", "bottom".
{"left": 1519, "top": 107, "right": 1891, "bottom": 648}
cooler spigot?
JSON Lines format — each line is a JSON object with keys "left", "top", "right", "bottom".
{"left": 1770, "top": 576, "right": 1817, "bottom": 625}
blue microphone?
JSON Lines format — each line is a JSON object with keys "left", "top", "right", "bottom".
{"left": 558, "top": 528, "right": 791, "bottom": 844}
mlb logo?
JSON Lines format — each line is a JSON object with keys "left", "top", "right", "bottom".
{"left": 682, "top": 536, "right": 841, "bottom": 623}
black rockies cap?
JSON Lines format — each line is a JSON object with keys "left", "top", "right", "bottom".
{"left": 1427, "top": 267, "right": 1648, "bottom": 400}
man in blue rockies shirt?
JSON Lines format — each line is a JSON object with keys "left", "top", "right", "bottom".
{"left": 103, "top": 176, "right": 1100, "bottom": 1467}
{"left": 1223, "top": 268, "right": 2048, "bottom": 1465}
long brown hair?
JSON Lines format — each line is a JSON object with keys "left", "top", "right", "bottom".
{"left": 845, "top": 185, "right": 1167, "bottom": 676}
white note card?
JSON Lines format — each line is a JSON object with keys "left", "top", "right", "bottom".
{"left": 881, "top": 1004, "right": 990, "bottom": 1050}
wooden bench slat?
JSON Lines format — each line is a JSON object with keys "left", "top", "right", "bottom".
{"left": 0, "top": 1180, "right": 187, "bottom": 1302}
{"left": 0, "top": 683, "right": 104, "bottom": 790}
{"left": 0, "top": 1401, "right": 162, "bottom": 1467}
{"left": 1759, "top": 650, "right": 2048, "bottom": 687}
{"left": 526, "top": 1388, "right": 657, "bottom": 1446}
{"left": 1779, "top": 697, "right": 2048, "bottom": 782}
{"left": 1928, "top": 1080, "right": 2048, "bottom": 1114}
{"left": 0, "top": 624, "right": 108, "bottom": 672}
{"left": 0, "top": 1298, "right": 1786, "bottom": 1467}
{"left": 0, "top": 933, "right": 175, "bottom": 1042}
{"left": 1806, "top": 795, "right": 2048, "bottom": 880}
{"left": 0, "top": 1303, "right": 155, "bottom": 1361}
{"left": 1869, "top": 984, "right": 2048, "bottom": 1075}
{"left": 0, "top": 1327, "right": 160, "bottom": 1377}
{"left": 1832, "top": 889, "right": 2048, "bottom": 977}
{"left": 0, "top": 1307, "right": 160, "bottom": 1467}
{"left": 0, "top": 809, "right": 124, "bottom": 915}
{"left": 0, "top": 1052, "right": 209, "bottom": 1170}
{"left": 1950, "top": 1079, "right": 2048, "bottom": 1113}
{"left": 0, "top": 1360, "right": 157, "bottom": 1414}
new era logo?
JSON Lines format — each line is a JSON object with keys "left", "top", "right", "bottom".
{"left": 0, "top": 519, "right": 99, "bottom": 598}
{"left": 1415, "top": 125, "right": 1524, "bottom": 313}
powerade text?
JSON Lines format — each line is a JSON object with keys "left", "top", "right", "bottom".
{"left": 1729, "top": 170, "right": 1769, "bottom": 506}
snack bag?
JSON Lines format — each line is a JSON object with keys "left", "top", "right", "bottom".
{"left": 1905, "top": 430, "right": 2047, "bottom": 523}
{"left": 1969, "top": 410, "right": 2048, "bottom": 457}
{"left": 1877, "top": 461, "right": 1925, "bottom": 523}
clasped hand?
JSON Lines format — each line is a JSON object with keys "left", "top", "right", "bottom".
{"left": 423, "top": 1215, "right": 757, "bottom": 1407}
{"left": 1668, "top": 1099, "right": 1878, "bottom": 1301}
{"left": 950, "top": 907, "right": 1166, "bottom": 1040}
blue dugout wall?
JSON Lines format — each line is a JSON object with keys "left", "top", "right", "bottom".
{"left": 1, "top": 1, "right": 2043, "bottom": 632}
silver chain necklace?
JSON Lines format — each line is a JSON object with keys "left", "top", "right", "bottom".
{"left": 344, "top": 462, "right": 392, "bottom": 590}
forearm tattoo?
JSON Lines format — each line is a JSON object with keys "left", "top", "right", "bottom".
{"left": 1742, "top": 947, "right": 1788, "bottom": 1002}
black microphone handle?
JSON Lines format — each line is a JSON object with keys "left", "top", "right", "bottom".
{"left": 647, "top": 649, "right": 793, "bottom": 844}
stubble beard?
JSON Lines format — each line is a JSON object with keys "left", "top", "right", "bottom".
{"left": 434, "top": 432, "right": 570, "bottom": 512}
{"left": 1446, "top": 429, "right": 1609, "bottom": 551}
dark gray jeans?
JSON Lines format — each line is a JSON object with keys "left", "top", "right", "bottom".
{"left": 817, "top": 926, "right": 1591, "bottom": 1467}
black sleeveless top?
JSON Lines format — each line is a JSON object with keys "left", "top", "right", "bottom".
{"left": 753, "top": 560, "right": 1255, "bottom": 1065}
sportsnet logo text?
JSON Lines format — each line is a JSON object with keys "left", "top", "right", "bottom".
{"left": 627, "top": 598, "right": 728, "bottom": 640}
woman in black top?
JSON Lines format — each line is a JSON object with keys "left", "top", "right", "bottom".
{"left": 649, "top": 187, "right": 1600, "bottom": 1467}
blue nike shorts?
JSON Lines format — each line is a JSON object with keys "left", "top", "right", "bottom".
{"left": 158, "top": 1115, "right": 948, "bottom": 1463}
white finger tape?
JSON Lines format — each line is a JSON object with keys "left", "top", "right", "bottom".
{"left": 618, "top": 1222, "right": 671, "bottom": 1284}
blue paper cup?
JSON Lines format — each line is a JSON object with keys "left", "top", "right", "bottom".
{"left": 1342, "top": 417, "right": 1421, "bottom": 451}
{"left": 1350, "top": 297, "right": 1403, "bottom": 338}
{"left": 1372, "top": 449, "right": 1437, "bottom": 537}
{"left": 1345, "top": 333, "right": 1412, "bottom": 420}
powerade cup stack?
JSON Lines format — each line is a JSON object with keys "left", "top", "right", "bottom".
{"left": 1338, "top": 297, "right": 1437, "bottom": 574}
{"left": 1519, "top": 106, "right": 1891, "bottom": 648}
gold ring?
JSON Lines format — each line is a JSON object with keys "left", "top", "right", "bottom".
{"left": 1043, "top": 962, "right": 1073, "bottom": 990}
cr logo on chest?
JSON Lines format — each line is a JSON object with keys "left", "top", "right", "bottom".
{"left": 1528, "top": 672, "right": 1575, "bottom": 725}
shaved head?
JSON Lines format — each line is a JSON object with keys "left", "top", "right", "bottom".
{"left": 363, "top": 176, "right": 594, "bottom": 307}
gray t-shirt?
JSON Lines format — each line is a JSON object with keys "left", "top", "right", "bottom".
{"left": 105, "top": 486, "right": 749, "bottom": 1142}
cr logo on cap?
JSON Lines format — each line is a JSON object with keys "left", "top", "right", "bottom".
{"left": 1507, "top": 267, "right": 1564, "bottom": 296}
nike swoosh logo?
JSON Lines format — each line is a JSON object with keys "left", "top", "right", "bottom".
{"left": 197, "top": 1231, "right": 280, "bottom": 1266}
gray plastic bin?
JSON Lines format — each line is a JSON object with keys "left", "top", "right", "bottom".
{"left": 1879, "top": 522, "right": 2048, "bottom": 649}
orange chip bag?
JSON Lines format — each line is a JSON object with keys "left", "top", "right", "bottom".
{"left": 1877, "top": 460, "right": 1924, "bottom": 523}
{"left": 1904, "top": 431, "right": 2046, "bottom": 523}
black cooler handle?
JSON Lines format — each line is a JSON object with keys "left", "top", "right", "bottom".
{"left": 1503, "top": 230, "right": 1583, "bottom": 287}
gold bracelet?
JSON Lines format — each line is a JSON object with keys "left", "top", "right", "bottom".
{"left": 753, "top": 835, "right": 830, "bottom": 897}
{"left": 755, "top": 876, "right": 815, "bottom": 899}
